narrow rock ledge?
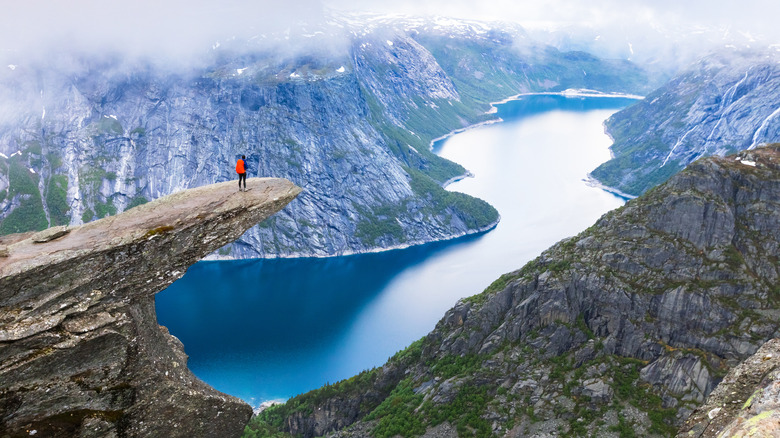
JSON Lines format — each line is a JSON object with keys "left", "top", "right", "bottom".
{"left": 0, "top": 178, "right": 301, "bottom": 437}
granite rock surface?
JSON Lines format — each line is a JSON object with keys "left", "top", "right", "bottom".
{"left": 0, "top": 177, "right": 300, "bottom": 437}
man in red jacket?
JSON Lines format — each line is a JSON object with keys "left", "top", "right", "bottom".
{"left": 236, "top": 155, "right": 247, "bottom": 191}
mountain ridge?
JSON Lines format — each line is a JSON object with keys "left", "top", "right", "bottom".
{"left": 591, "top": 48, "right": 780, "bottom": 196}
{"left": 245, "top": 145, "right": 780, "bottom": 437}
{"left": 0, "top": 15, "right": 647, "bottom": 259}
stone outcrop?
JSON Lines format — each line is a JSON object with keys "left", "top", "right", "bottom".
{"left": 245, "top": 146, "right": 780, "bottom": 437}
{"left": 679, "top": 338, "right": 780, "bottom": 437}
{"left": 0, "top": 177, "right": 300, "bottom": 437}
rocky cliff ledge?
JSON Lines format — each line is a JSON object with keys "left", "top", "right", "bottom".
{"left": 0, "top": 178, "right": 300, "bottom": 437}
{"left": 679, "top": 337, "right": 780, "bottom": 437}
{"left": 246, "top": 146, "right": 780, "bottom": 437}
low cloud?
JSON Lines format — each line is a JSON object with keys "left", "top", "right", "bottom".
{"left": 1, "top": 0, "right": 777, "bottom": 74}
{"left": 326, "top": 0, "right": 780, "bottom": 72}
{"left": 0, "top": 0, "right": 335, "bottom": 69}
{"left": 325, "top": 0, "right": 780, "bottom": 41}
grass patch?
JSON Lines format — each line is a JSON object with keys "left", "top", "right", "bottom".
{"left": 463, "top": 271, "right": 521, "bottom": 306}
{"left": 126, "top": 195, "right": 149, "bottom": 210}
{"left": 367, "top": 378, "right": 426, "bottom": 438}
{"left": 723, "top": 245, "right": 745, "bottom": 270}
{"left": 0, "top": 197, "right": 48, "bottom": 234}
{"left": 407, "top": 168, "right": 498, "bottom": 230}
{"left": 94, "top": 199, "right": 117, "bottom": 219}
{"left": 46, "top": 174, "right": 70, "bottom": 226}
{"left": 81, "top": 208, "right": 95, "bottom": 223}
{"left": 245, "top": 368, "right": 386, "bottom": 438}
{"left": 423, "top": 385, "right": 492, "bottom": 438}
{"left": 0, "top": 157, "right": 48, "bottom": 234}
{"left": 610, "top": 356, "right": 677, "bottom": 436}
{"left": 429, "top": 354, "right": 484, "bottom": 379}
{"left": 609, "top": 413, "right": 637, "bottom": 438}
{"left": 390, "top": 338, "right": 425, "bottom": 365}
{"left": 354, "top": 202, "right": 407, "bottom": 245}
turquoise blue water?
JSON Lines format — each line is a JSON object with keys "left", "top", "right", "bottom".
{"left": 156, "top": 94, "right": 637, "bottom": 406}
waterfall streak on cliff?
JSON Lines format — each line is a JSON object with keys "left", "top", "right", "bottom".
{"left": 65, "top": 142, "right": 82, "bottom": 224}
{"left": 706, "top": 68, "right": 752, "bottom": 143}
{"left": 749, "top": 106, "right": 780, "bottom": 149}
{"left": 662, "top": 126, "right": 697, "bottom": 167}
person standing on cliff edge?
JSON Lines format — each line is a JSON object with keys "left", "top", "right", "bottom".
{"left": 236, "top": 155, "right": 247, "bottom": 192}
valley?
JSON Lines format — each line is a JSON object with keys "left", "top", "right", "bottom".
{"left": 1, "top": 6, "right": 779, "bottom": 438}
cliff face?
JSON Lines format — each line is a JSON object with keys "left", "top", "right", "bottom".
{"left": 0, "top": 15, "right": 646, "bottom": 258}
{"left": 246, "top": 146, "right": 780, "bottom": 437}
{"left": 0, "top": 177, "right": 300, "bottom": 437}
{"left": 591, "top": 49, "right": 780, "bottom": 196}
{"left": 680, "top": 338, "right": 780, "bottom": 437}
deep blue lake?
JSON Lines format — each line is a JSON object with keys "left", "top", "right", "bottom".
{"left": 156, "top": 94, "right": 637, "bottom": 406}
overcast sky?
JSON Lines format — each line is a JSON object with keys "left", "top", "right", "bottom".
{"left": 329, "top": 0, "right": 780, "bottom": 35}
{"left": 1, "top": 0, "right": 778, "bottom": 67}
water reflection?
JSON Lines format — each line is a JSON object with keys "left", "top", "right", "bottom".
{"left": 157, "top": 233, "right": 486, "bottom": 402}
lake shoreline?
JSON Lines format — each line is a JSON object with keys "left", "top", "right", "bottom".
{"left": 206, "top": 90, "right": 639, "bottom": 262}
{"left": 203, "top": 214, "right": 501, "bottom": 262}
{"left": 583, "top": 175, "right": 637, "bottom": 200}
{"left": 160, "top": 94, "right": 634, "bottom": 407}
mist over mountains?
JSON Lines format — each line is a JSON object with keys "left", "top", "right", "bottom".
{"left": 2, "top": 3, "right": 777, "bottom": 256}
{"left": 3, "top": 2, "right": 780, "bottom": 437}
{"left": 0, "top": 12, "right": 647, "bottom": 257}
{"left": 592, "top": 47, "right": 780, "bottom": 196}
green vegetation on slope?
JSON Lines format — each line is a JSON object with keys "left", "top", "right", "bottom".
{"left": 354, "top": 56, "right": 502, "bottom": 245}
{"left": 406, "top": 168, "right": 499, "bottom": 230}
{"left": 358, "top": 82, "right": 474, "bottom": 185}
{"left": 244, "top": 368, "right": 382, "bottom": 438}
{"left": 126, "top": 195, "right": 149, "bottom": 210}
{"left": 241, "top": 149, "right": 780, "bottom": 438}
{"left": 243, "top": 341, "right": 427, "bottom": 438}
{"left": 45, "top": 174, "right": 70, "bottom": 226}
{"left": 0, "top": 156, "right": 48, "bottom": 234}
{"left": 354, "top": 202, "right": 407, "bottom": 245}
{"left": 589, "top": 106, "right": 686, "bottom": 196}
{"left": 352, "top": 167, "right": 499, "bottom": 246}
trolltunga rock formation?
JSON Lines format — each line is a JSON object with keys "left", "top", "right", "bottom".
{"left": 0, "top": 177, "right": 301, "bottom": 437}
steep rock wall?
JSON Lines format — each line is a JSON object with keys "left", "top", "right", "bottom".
{"left": 0, "top": 177, "right": 300, "bottom": 437}
{"left": 0, "top": 17, "right": 646, "bottom": 258}
{"left": 245, "top": 146, "right": 780, "bottom": 437}
{"left": 592, "top": 48, "right": 780, "bottom": 196}
{"left": 680, "top": 338, "right": 780, "bottom": 437}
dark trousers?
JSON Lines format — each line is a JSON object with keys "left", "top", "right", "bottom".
{"left": 238, "top": 173, "right": 246, "bottom": 188}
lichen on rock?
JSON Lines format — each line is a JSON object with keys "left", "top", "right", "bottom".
{"left": 680, "top": 338, "right": 780, "bottom": 437}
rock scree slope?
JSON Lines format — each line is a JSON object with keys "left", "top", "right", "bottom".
{"left": 245, "top": 145, "right": 780, "bottom": 437}
{"left": 679, "top": 338, "right": 780, "bottom": 437}
{"left": 0, "top": 177, "right": 301, "bottom": 437}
